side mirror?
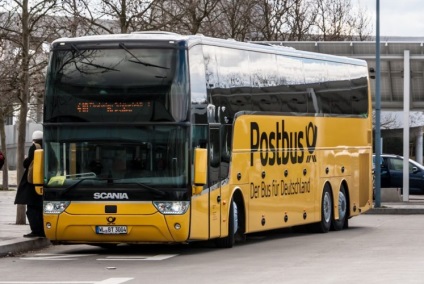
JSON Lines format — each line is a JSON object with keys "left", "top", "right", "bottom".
{"left": 193, "top": 148, "right": 207, "bottom": 195}
{"left": 33, "top": 149, "right": 44, "bottom": 195}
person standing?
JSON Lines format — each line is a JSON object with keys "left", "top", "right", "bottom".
{"left": 15, "top": 130, "right": 45, "bottom": 238}
{"left": 0, "top": 150, "right": 4, "bottom": 170}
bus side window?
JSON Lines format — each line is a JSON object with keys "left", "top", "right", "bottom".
{"left": 220, "top": 125, "right": 232, "bottom": 178}
{"left": 209, "top": 128, "right": 221, "bottom": 185}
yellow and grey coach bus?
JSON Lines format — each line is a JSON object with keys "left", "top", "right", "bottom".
{"left": 33, "top": 32, "right": 373, "bottom": 248}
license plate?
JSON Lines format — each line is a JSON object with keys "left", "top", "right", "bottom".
{"left": 96, "top": 226, "right": 127, "bottom": 234}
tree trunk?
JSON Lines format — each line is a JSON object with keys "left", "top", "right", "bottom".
{"left": 0, "top": 115, "right": 8, "bottom": 190}
{"left": 16, "top": 0, "right": 30, "bottom": 225}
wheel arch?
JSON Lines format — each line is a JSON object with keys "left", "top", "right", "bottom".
{"left": 329, "top": 179, "right": 351, "bottom": 221}
{"left": 231, "top": 187, "right": 246, "bottom": 236}
{"left": 330, "top": 179, "right": 350, "bottom": 230}
{"left": 340, "top": 180, "right": 351, "bottom": 219}
{"left": 313, "top": 181, "right": 333, "bottom": 233}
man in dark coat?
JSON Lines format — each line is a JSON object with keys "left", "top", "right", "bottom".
{"left": 15, "top": 130, "right": 45, "bottom": 238}
{"left": 0, "top": 150, "right": 4, "bottom": 170}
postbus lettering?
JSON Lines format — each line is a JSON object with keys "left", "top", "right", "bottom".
{"left": 250, "top": 121, "right": 318, "bottom": 166}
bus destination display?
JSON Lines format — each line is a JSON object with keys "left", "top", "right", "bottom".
{"left": 77, "top": 101, "right": 151, "bottom": 113}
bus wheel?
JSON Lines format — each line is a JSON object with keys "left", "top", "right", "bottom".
{"left": 215, "top": 200, "right": 237, "bottom": 248}
{"left": 313, "top": 184, "right": 332, "bottom": 233}
{"left": 332, "top": 184, "right": 347, "bottom": 231}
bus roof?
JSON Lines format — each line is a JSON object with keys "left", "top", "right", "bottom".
{"left": 52, "top": 31, "right": 367, "bottom": 66}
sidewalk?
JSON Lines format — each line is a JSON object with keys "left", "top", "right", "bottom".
{"left": 367, "top": 196, "right": 424, "bottom": 214}
{"left": 0, "top": 190, "right": 51, "bottom": 257}
{"left": 0, "top": 170, "right": 51, "bottom": 257}
{"left": 1, "top": 171, "right": 424, "bottom": 257}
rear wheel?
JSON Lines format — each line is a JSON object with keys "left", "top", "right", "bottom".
{"left": 332, "top": 184, "right": 347, "bottom": 231}
{"left": 313, "top": 184, "right": 332, "bottom": 233}
{"left": 215, "top": 200, "right": 237, "bottom": 248}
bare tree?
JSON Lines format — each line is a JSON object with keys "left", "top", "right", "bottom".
{"left": 373, "top": 112, "right": 401, "bottom": 130}
{"left": 56, "top": 0, "right": 98, "bottom": 37}
{"left": 101, "top": 0, "right": 159, "bottom": 33}
{"left": 66, "top": 0, "right": 160, "bottom": 34}
{"left": 0, "top": 0, "right": 58, "bottom": 224}
{"left": 285, "top": 0, "right": 317, "bottom": 40}
{"left": 0, "top": 39, "right": 21, "bottom": 190}
{"left": 211, "top": 0, "right": 257, "bottom": 41}
{"left": 252, "top": 0, "right": 292, "bottom": 41}
{"left": 154, "top": 0, "right": 221, "bottom": 35}
{"left": 312, "top": 0, "right": 372, "bottom": 41}
{"left": 313, "top": 0, "right": 352, "bottom": 40}
{"left": 349, "top": 0, "right": 372, "bottom": 41}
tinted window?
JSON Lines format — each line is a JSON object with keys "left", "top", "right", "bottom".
{"left": 194, "top": 44, "right": 369, "bottom": 119}
{"left": 189, "top": 45, "right": 208, "bottom": 123}
{"left": 45, "top": 46, "right": 189, "bottom": 123}
{"left": 389, "top": 158, "right": 403, "bottom": 171}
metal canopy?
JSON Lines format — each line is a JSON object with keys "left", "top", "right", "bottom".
{"left": 262, "top": 41, "right": 424, "bottom": 111}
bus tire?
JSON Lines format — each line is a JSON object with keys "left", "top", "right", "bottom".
{"left": 215, "top": 200, "right": 236, "bottom": 248}
{"left": 313, "top": 184, "right": 332, "bottom": 233}
{"left": 332, "top": 184, "right": 348, "bottom": 231}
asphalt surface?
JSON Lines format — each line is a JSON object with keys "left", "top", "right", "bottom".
{"left": 1, "top": 170, "right": 424, "bottom": 257}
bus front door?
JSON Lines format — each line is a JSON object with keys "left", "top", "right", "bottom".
{"left": 209, "top": 126, "right": 221, "bottom": 238}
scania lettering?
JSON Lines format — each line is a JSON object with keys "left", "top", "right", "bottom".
{"left": 33, "top": 32, "right": 373, "bottom": 248}
{"left": 93, "top": 192, "right": 129, "bottom": 200}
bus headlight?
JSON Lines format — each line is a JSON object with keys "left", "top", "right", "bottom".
{"left": 44, "top": 201, "right": 70, "bottom": 214}
{"left": 153, "top": 201, "right": 189, "bottom": 215}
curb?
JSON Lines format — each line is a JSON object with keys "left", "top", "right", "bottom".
{"left": 0, "top": 237, "right": 51, "bottom": 257}
{"left": 366, "top": 208, "right": 424, "bottom": 215}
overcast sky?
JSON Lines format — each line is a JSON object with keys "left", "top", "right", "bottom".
{"left": 360, "top": 0, "right": 424, "bottom": 37}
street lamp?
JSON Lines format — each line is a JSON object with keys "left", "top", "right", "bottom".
{"left": 374, "top": 0, "right": 382, "bottom": 208}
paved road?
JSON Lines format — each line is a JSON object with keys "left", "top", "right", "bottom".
{"left": 0, "top": 214, "right": 424, "bottom": 284}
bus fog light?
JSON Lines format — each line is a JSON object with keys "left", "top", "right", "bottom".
{"left": 46, "top": 222, "right": 51, "bottom": 229}
{"left": 174, "top": 223, "right": 181, "bottom": 230}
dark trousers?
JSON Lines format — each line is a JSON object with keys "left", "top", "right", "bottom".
{"left": 26, "top": 204, "right": 44, "bottom": 235}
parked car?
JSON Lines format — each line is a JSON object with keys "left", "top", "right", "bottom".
{"left": 373, "top": 154, "right": 424, "bottom": 194}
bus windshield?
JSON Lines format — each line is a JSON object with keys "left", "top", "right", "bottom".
{"left": 44, "top": 125, "right": 189, "bottom": 190}
{"left": 44, "top": 43, "right": 189, "bottom": 123}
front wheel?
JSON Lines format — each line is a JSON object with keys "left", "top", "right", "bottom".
{"left": 313, "top": 184, "right": 332, "bottom": 233}
{"left": 215, "top": 200, "right": 237, "bottom": 248}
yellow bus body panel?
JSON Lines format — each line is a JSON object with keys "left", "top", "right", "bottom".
{"left": 225, "top": 114, "right": 372, "bottom": 234}
{"left": 189, "top": 190, "right": 211, "bottom": 240}
{"left": 44, "top": 202, "right": 190, "bottom": 243}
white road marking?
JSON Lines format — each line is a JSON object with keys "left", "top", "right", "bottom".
{"left": 0, "top": 278, "right": 133, "bottom": 284}
{"left": 20, "top": 253, "right": 178, "bottom": 261}
{"left": 98, "top": 279, "right": 133, "bottom": 284}
{"left": 20, "top": 253, "right": 94, "bottom": 260}
{"left": 97, "top": 254, "right": 178, "bottom": 261}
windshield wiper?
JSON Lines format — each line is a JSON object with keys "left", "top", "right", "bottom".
{"left": 113, "top": 181, "right": 167, "bottom": 197}
{"left": 79, "top": 61, "right": 119, "bottom": 72}
{"left": 70, "top": 43, "right": 118, "bottom": 72}
{"left": 60, "top": 178, "right": 103, "bottom": 196}
{"left": 59, "top": 177, "right": 167, "bottom": 198}
{"left": 119, "top": 43, "right": 169, "bottom": 70}
{"left": 70, "top": 43, "right": 81, "bottom": 55}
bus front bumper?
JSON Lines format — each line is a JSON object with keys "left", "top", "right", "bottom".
{"left": 43, "top": 210, "right": 190, "bottom": 244}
